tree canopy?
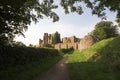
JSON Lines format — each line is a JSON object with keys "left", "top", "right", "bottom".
{"left": 0, "top": 0, "right": 59, "bottom": 45}
{"left": 52, "top": 31, "right": 61, "bottom": 44}
{"left": 60, "top": 0, "right": 120, "bottom": 26}
{"left": 91, "top": 21, "right": 119, "bottom": 40}
{"left": 0, "top": 0, "right": 120, "bottom": 45}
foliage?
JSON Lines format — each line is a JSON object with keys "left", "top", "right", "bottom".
{"left": 12, "top": 41, "right": 26, "bottom": 47}
{"left": 0, "top": 55, "right": 61, "bottom": 80}
{"left": 52, "top": 31, "right": 61, "bottom": 44}
{"left": 64, "top": 38, "right": 71, "bottom": 43}
{"left": 91, "top": 21, "right": 119, "bottom": 40}
{"left": 0, "top": 46, "right": 60, "bottom": 70}
{"left": 76, "top": 38, "right": 81, "bottom": 42}
{"left": 60, "top": 47, "right": 74, "bottom": 54}
{"left": 0, "top": 0, "right": 59, "bottom": 44}
{"left": 60, "top": 0, "right": 120, "bottom": 25}
{"left": 42, "top": 44, "right": 54, "bottom": 48}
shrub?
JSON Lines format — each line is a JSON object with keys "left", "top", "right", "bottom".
{"left": 0, "top": 46, "right": 60, "bottom": 70}
{"left": 60, "top": 47, "right": 74, "bottom": 54}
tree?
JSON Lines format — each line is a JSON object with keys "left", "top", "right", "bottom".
{"left": 91, "top": 21, "right": 119, "bottom": 40}
{"left": 12, "top": 41, "right": 26, "bottom": 47}
{"left": 52, "top": 31, "right": 61, "bottom": 44}
{"left": 60, "top": 0, "right": 120, "bottom": 26}
{"left": 0, "top": 0, "right": 59, "bottom": 44}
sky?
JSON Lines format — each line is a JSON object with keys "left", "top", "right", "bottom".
{"left": 15, "top": 2, "right": 117, "bottom": 46}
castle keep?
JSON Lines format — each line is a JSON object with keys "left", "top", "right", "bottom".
{"left": 39, "top": 33, "right": 56, "bottom": 46}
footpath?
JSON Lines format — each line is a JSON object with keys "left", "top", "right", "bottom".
{"left": 35, "top": 56, "right": 70, "bottom": 80}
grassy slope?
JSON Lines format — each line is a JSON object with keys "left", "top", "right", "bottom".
{"left": 68, "top": 37, "right": 120, "bottom": 80}
{"left": 0, "top": 56, "right": 62, "bottom": 80}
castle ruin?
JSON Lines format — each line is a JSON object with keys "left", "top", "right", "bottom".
{"left": 39, "top": 32, "right": 60, "bottom": 47}
{"left": 39, "top": 32, "right": 97, "bottom": 51}
{"left": 55, "top": 36, "right": 79, "bottom": 50}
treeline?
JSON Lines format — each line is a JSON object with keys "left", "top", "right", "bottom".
{"left": 0, "top": 46, "right": 60, "bottom": 70}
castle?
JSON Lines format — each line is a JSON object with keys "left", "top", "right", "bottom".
{"left": 39, "top": 32, "right": 80, "bottom": 49}
{"left": 39, "top": 32, "right": 97, "bottom": 51}
{"left": 39, "top": 32, "right": 60, "bottom": 47}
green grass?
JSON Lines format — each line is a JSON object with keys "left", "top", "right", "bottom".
{"left": 67, "top": 50, "right": 86, "bottom": 63}
{"left": 67, "top": 37, "right": 120, "bottom": 80}
{"left": 0, "top": 56, "right": 62, "bottom": 80}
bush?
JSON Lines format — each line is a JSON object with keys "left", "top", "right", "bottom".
{"left": 60, "top": 47, "right": 74, "bottom": 54}
{"left": 0, "top": 46, "right": 60, "bottom": 70}
{"left": 43, "top": 44, "right": 54, "bottom": 48}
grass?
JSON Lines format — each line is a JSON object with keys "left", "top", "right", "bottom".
{"left": 67, "top": 37, "right": 120, "bottom": 80}
{"left": 0, "top": 56, "right": 62, "bottom": 80}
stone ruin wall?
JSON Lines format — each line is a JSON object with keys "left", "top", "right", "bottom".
{"left": 54, "top": 43, "right": 78, "bottom": 50}
{"left": 78, "top": 35, "right": 98, "bottom": 52}
{"left": 55, "top": 35, "right": 98, "bottom": 51}
{"left": 54, "top": 36, "right": 79, "bottom": 50}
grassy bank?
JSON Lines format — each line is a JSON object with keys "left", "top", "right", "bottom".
{"left": 67, "top": 37, "right": 120, "bottom": 80}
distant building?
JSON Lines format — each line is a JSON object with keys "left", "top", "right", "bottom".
{"left": 39, "top": 32, "right": 60, "bottom": 47}
{"left": 55, "top": 36, "right": 79, "bottom": 50}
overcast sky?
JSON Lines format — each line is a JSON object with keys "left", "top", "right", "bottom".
{"left": 15, "top": 2, "right": 117, "bottom": 46}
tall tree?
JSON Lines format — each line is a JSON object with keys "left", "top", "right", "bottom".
{"left": 91, "top": 21, "right": 119, "bottom": 40}
{"left": 52, "top": 31, "right": 61, "bottom": 44}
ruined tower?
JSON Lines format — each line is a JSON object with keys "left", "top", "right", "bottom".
{"left": 43, "top": 33, "right": 48, "bottom": 45}
{"left": 70, "top": 36, "right": 77, "bottom": 43}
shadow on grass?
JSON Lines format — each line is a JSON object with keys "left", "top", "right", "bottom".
{"left": 68, "top": 62, "right": 120, "bottom": 80}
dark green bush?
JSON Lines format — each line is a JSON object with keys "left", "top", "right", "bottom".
{"left": 0, "top": 46, "right": 60, "bottom": 70}
{"left": 43, "top": 44, "right": 54, "bottom": 48}
{"left": 60, "top": 47, "right": 74, "bottom": 54}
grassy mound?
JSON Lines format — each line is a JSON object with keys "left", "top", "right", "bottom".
{"left": 67, "top": 37, "right": 120, "bottom": 80}
{"left": 83, "top": 37, "right": 120, "bottom": 68}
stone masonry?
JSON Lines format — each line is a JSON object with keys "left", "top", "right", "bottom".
{"left": 39, "top": 33, "right": 56, "bottom": 47}
{"left": 78, "top": 35, "right": 98, "bottom": 52}
{"left": 54, "top": 36, "right": 79, "bottom": 50}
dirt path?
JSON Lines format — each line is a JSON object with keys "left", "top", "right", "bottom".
{"left": 35, "top": 56, "right": 70, "bottom": 80}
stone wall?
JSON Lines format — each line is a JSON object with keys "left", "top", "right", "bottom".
{"left": 62, "top": 36, "right": 77, "bottom": 43}
{"left": 54, "top": 42, "right": 79, "bottom": 50}
{"left": 78, "top": 35, "right": 98, "bottom": 52}
{"left": 54, "top": 43, "right": 61, "bottom": 50}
